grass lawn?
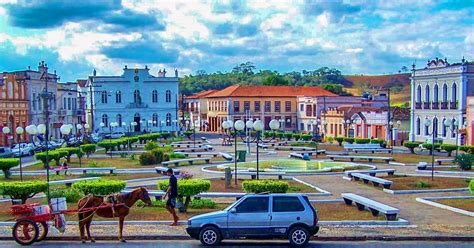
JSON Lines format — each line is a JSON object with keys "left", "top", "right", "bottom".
{"left": 0, "top": 173, "right": 161, "bottom": 183}
{"left": 382, "top": 175, "right": 470, "bottom": 190}
{"left": 206, "top": 178, "right": 318, "bottom": 193}
{"left": 436, "top": 199, "right": 474, "bottom": 212}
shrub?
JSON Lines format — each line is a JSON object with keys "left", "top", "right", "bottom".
{"left": 263, "top": 131, "right": 273, "bottom": 138}
{"left": 335, "top": 137, "right": 344, "bottom": 146}
{"left": 72, "top": 179, "right": 126, "bottom": 195}
{"left": 183, "top": 131, "right": 193, "bottom": 139}
{"left": 129, "top": 154, "right": 136, "bottom": 161}
{"left": 161, "top": 132, "right": 171, "bottom": 139}
{"left": 189, "top": 199, "right": 217, "bottom": 209}
{"left": 0, "top": 181, "right": 48, "bottom": 204}
{"left": 414, "top": 181, "right": 431, "bottom": 188}
{"left": 80, "top": 144, "right": 96, "bottom": 158}
{"left": 163, "top": 153, "right": 170, "bottom": 161}
{"left": 170, "top": 153, "right": 186, "bottom": 159}
{"left": 301, "top": 134, "right": 312, "bottom": 141}
{"left": 158, "top": 179, "right": 211, "bottom": 212}
{"left": 150, "top": 149, "right": 164, "bottom": 163}
{"left": 403, "top": 141, "right": 419, "bottom": 154}
{"left": 242, "top": 180, "right": 289, "bottom": 193}
{"left": 0, "top": 158, "right": 19, "bottom": 179}
{"left": 139, "top": 152, "right": 157, "bottom": 165}
{"left": 58, "top": 147, "right": 80, "bottom": 162}
{"left": 276, "top": 132, "right": 284, "bottom": 139}
{"left": 97, "top": 140, "right": 119, "bottom": 152}
{"left": 441, "top": 144, "right": 458, "bottom": 157}
{"left": 355, "top": 138, "right": 370, "bottom": 144}
{"left": 145, "top": 141, "right": 159, "bottom": 151}
{"left": 454, "top": 154, "right": 473, "bottom": 171}
{"left": 470, "top": 180, "right": 474, "bottom": 195}
{"left": 284, "top": 133, "right": 293, "bottom": 140}
{"left": 49, "top": 188, "right": 84, "bottom": 203}
{"left": 327, "top": 136, "right": 334, "bottom": 144}
{"left": 88, "top": 160, "right": 98, "bottom": 167}
{"left": 343, "top": 137, "right": 354, "bottom": 144}
{"left": 370, "top": 139, "right": 384, "bottom": 145}
{"left": 35, "top": 151, "right": 67, "bottom": 167}
{"left": 460, "top": 145, "right": 474, "bottom": 154}
{"left": 422, "top": 143, "right": 441, "bottom": 155}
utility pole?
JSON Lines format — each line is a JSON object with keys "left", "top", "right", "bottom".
{"left": 387, "top": 89, "right": 391, "bottom": 148}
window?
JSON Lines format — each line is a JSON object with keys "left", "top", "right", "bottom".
{"left": 166, "top": 113, "right": 172, "bottom": 126}
{"left": 451, "top": 119, "right": 456, "bottom": 138}
{"left": 442, "top": 83, "right": 448, "bottom": 102}
{"left": 433, "top": 117, "right": 438, "bottom": 137}
{"left": 424, "top": 119, "right": 429, "bottom": 136}
{"left": 416, "top": 118, "right": 421, "bottom": 135}
{"left": 285, "top": 117, "right": 291, "bottom": 128}
{"left": 285, "top": 101, "right": 291, "bottom": 112}
{"left": 273, "top": 197, "right": 305, "bottom": 212}
{"left": 234, "top": 101, "right": 240, "bottom": 112}
{"left": 300, "top": 123, "right": 304, "bottom": 131}
{"left": 134, "top": 90, "right": 140, "bottom": 103}
{"left": 235, "top": 197, "right": 269, "bottom": 213}
{"left": 306, "top": 105, "right": 312, "bottom": 117}
{"left": 63, "top": 97, "right": 67, "bottom": 109}
{"left": 117, "top": 114, "right": 122, "bottom": 127}
{"left": 166, "top": 90, "right": 171, "bottom": 103}
{"left": 254, "top": 101, "right": 261, "bottom": 112}
{"left": 101, "top": 91, "right": 108, "bottom": 104}
{"left": 32, "top": 93, "right": 37, "bottom": 110}
{"left": 300, "top": 104, "right": 304, "bottom": 112}
{"left": 72, "top": 98, "right": 76, "bottom": 110}
{"left": 264, "top": 101, "right": 271, "bottom": 112}
{"left": 425, "top": 85, "right": 430, "bottom": 102}
{"left": 116, "top": 91, "right": 121, "bottom": 103}
{"left": 442, "top": 118, "right": 447, "bottom": 137}
{"left": 452, "top": 83, "right": 457, "bottom": 102}
{"left": 312, "top": 104, "right": 316, "bottom": 116}
{"left": 244, "top": 101, "right": 250, "bottom": 111}
{"left": 416, "top": 85, "right": 421, "bottom": 102}
{"left": 102, "top": 114, "right": 108, "bottom": 127}
{"left": 275, "top": 101, "right": 281, "bottom": 112}
{"left": 152, "top": 90, "right": 158, "bottom": 103}
{"left": 152, "top": 114, "right": 158, "bottom": 126}
{"left": 434, "top": 84, "right": 438, "bottom": 102}
{"left": 67, "top": 98, "right": 71, "bottom": 110}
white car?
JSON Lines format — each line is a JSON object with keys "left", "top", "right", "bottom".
{"left": 11, "top": 143, "right": 36, "bottom": 157}
{"left": 106, "top": 132, "right": 125, "bottom": 139}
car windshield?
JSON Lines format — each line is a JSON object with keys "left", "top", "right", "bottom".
{"left": 223, "top": 197, "right": 245, "bottom": 211}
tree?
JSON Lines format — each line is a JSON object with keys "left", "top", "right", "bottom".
{"left": 263, "top": 74, "right": 290, "bottom": 86}
{"left": 232, "top": 62, "right": 256, "bottom": 75}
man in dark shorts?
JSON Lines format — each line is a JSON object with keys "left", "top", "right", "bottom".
{"left": 164, "top": 168, "right": 179, "bottom": 225}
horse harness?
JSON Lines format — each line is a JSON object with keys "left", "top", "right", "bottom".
{"left": 104, "top": 192, "right": 131, "bottom": 216}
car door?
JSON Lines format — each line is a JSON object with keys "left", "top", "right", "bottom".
{"left": 270, "top": 196, "right": 306, "bottom": 236}
{"left": 227, "top": 196, "right": 271, "bottom": 237}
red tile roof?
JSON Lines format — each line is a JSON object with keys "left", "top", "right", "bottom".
{"left": 185, "top": 90, "right": 218, "bottom": 99}
{"left": 206, "top": 85, "right": 337, "bottom": 98}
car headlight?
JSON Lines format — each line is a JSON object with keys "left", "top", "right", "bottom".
{"left": 187, "top": 220, "right": 192, "bottom": 226}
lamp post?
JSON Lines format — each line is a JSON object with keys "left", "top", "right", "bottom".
{"left": 83, "top": 123, "right": 90, "bottom": 142}
{"left": 423, "top": 119, "right": 436, "bottom": 181}
{"left": 147, "top": 120, "right": 152, "bottom": 133}
{"left": 15, "top": 127, "right": 24, "bottom": 181}
{"left": 249, "top": 120, "right": 264, "bottom": 179}
{"left": 222, "top": 119, "right": 245, "bottom": 185}
{"left": 389, "top": 121, "right": 394, "bottom": 152}
{"left": 160, "top": 120, "right": 164, "bottom": 133}
{"left": 310, "top": 119, "right": 320, "bottom": 158}
{"left": 36, "top": 123, "right": 51, "bottom": 199}
{"left": 1, "top": 127, "right": 10, "bottom": 148}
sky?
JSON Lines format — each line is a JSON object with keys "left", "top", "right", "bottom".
{"left": 0, "top": 0, "right": 473, "bottom": 82}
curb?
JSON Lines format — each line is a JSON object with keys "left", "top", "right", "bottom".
{"left": 383, "top": 187, "right": 469, "bottom": 195}
{"left": 416, "top": 196, "right": 474, "bottom": 217}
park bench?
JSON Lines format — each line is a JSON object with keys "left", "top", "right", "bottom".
{"left": 341, "top": 193, "right": 399, "bottom": 220}
{"left": 352, "top": 148, "right": 392, "bottom": 154}
{"left": 275, "top": 146, "right": 317, "bottom": 151}
{"left": 351, "top": 173, "right": 393, "bottom": 189}
{"left": 176, "top": 152, "right": 219, "bottom": 158}
{"left": 173, "top": 147, "right": 209, "bottom": 153}
{"left": 417, "top": 162, "right": 428, "bottom": 170}
{"left": 327, "top": 155, "right": 393, "bottom": 163}
{"left": 345, "top": 169, "right": 396, "bottom": 178}
{"left": 220, "top": 152, "right": 233, "bottom": 161}
{"left": 289, "top": 152, "right": 305, "bottom": 159}
{"left": 171, "top": 143, "right": 205, "bottom": 148}
{"left": 162, "top": 157, "right": 211, "bottom": 167}
{"left": 49, "top": 177, "right": 100, "bottom": 187}
{"left": 54, "top": 167, "right": 116, "bottom": 175}
{"left": 344, "top": 144, "right": 381, "bottom": 151}
{"left": 435, "top": 158, "right": 455, "bottom": 165}
{"left": 155, "top": 167, "right": 181, "bottom": 175}
{"left": 171, "top": 141, "right": 203, "bottom": 145}
{"left": 240, "top": 170, "right": 286, "bottom": 180}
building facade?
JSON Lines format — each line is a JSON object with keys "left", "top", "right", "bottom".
{"left": 183, "top": 90, "right": 216, "bottom": 131}
{"left": 57, "top": 82, "right": 83, "bottom": 132}
{"left": 410, "top": 58, "right": 474, "bottom": 145}
{"left": 87, "top": 66, "right": 179, "bottom": 134}
{"left": 466, "top": 96, "right": 474, "bottom": 146}
{"left": 0, "top": 73, "right": 29, "bottom": 146}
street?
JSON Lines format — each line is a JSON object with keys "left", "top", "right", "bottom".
{"left": 1, "top": 240, "right": 472, "bottom": 248}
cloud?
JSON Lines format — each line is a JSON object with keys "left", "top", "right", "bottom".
{"left": 302, "top": 0, "right": 362, "bottom": 22}
{"left": 212, "top": 22, "right": 234, "bottom": 35}
{"left": 103, "top": 9, "right": 165, "bottom": 32}
{"left": 235, "top": 23, "right": 259, "bottom": 37}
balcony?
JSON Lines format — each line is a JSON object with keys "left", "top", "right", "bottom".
{"left": 423, "top": 102, "right": 430, "bottom": 109}
{"left": 126, "top": 103, "right": 148, "bottom": 108}
{"left": 73, "top": 109, "right": 84, "bottom": 116}
{"left": 441, "top": 102, "right": 448, "bottom": 109}
{"left": 431, "top": 102, "right": 439, "bottom": 109}
{"left": 415, "top": 102, "right": 422, "bottom": 109}
{"left": 450, "top": 101, "right": 457, "bottom": 109}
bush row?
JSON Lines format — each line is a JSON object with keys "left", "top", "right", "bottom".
{"left": 71, "top": 179, "right": 126, "bottom": 195}
{"left": 0, "top": 181, "right": 48, "bottom": 204}
{"left": 242, "top": 180, "right": 289, "bottom": 193}
{"left": 0, "top": 158, "right": 19, "bottom": 179}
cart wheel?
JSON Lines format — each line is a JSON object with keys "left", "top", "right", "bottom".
{"left": 12, "top": 220, "right": 39, "bottom": 246}
{"left": 36, "top": 222, "right": 48, "bottom": 242}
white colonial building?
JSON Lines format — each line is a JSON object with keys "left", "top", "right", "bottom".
{"left": 410, "top": 57, "right": 474, "bottom": 145}
{"left": 87, "top": 66, "right": 179, "bottom": 134}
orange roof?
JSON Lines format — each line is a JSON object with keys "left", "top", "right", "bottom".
{"left": 205, "top": 85, "right": 337, "bottom": 98}
{"left": 185, "top": 90, "right": 218, "bottom": 99}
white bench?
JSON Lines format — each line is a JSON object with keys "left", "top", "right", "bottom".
{"left": 171, "top": 143, "right": 205, "bottom": 148}
{"left": 275, "top": 146, "right": 317, "bottom": 151}
{"left": 49, "top": 177, "right": 100, "bottom": 187}
{"left": 155, "top": 167, "right": 180, "bottom": 175}
{"left": 327, "top": 155, "right": 393, "bottom": 163}
{"left": 174, "top": 147, "right": 209, "bottom": 153}
{"left": 239, "top": 170, "right": 286, "bottom": 180}
{"left": 220, "top": 152, "right": 233, "bottom": 161}
{"left": 342, "top": 193, "right": 399, "bottom": 220}
{"left": 352, "top": 148, "right": 392, "bottom": 154}
{"left": 176, "top": 152, "right": 219, "bottom": 158}
{"left": 171, "top": 141, "right": 203, "bottom": 145}
{"left": 351, "top": 173, "right": 393, "bottom": 189}
{"left": 344, "top": 144, "right": 381, "bottom": 150}
{"left": 289, "top": 152, "right": 305, "bottom": 159}
{"left": 345, "top": 169, "right": 396, "bottom": 178}
{"left": 54, "top": 167, "right": 116, "bottom": 175}
{"left": 435, "top": 158, "right": 455, "bottom": 165}
{"left": 162, "top": 157, "right": 211, "bottom": 167}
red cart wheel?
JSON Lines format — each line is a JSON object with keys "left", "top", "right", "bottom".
{"left": 12, "top": 220, "right": 39, "bottom": 246}
{"left": 36, "top": 222, "right": 49, "bottom": 242}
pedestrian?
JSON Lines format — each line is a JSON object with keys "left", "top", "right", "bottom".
{"left": 61, "top": 161, "right": 69, "bottom": 175}
{"left": 164, "top": 168, "right": 179, "bottom": 226}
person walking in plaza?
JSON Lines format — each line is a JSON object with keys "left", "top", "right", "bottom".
{"left": 164, "top": 168, "right": 179, "bottom": 226}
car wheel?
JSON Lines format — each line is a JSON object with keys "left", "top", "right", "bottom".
{"left": 199, "top": 226, "right": 221, "bottom": 246}
{"left": 288, "top": 226, "right": 310, "bottom": 247}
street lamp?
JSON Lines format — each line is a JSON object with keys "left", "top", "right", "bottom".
{"left": 222, "top": 119, "right": 245, "bottom": 185}
{"left": 15, "top": 127, "right": 24, "bottom": 181}
{"left": 251, "top": 120, "right": 264, "bottom": 179}
{"left": 1, "top": 127, "right": 10, "bottom": 146}
{"left": 389, "top": 121, "right": 394, "bottom": 151}
{"left": 310, "top": 119, "right": 320, "bottom": 158}
{"left": 423, "top": 119, "right": 436, "bottom": 181}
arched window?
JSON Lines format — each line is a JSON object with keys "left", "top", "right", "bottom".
{"left": 117, "top": 114, "right": 122, "bottom": 127}
{"left": 102, "top": 114, "right": 108, "bottom": 127}
{"left": 433, "top": 84, "right": 438, "bottom": 102}
{"left": 116, "top": 91, "right": 121, "bottom": 103}
{"left": 425, "top": 85, "right": 430, "bottom": 102}
{"left": 416, "top": 117, "right": 420, "bottom": 135}
{"left": 166, "top": 113, "right": 172, "bottom": 126}
{"left": 166, "top": 90, "right": 171, "bottom": 103}
{"left": 152, "top": 113, "right": 158, "bottom": 126}
{"left": 433, "top": 117, "right": 438, "bottom": 138}
{"left": 424, "top": 118, "right": 429, "bottom": 136}
{"left": 134, "top": 90, "right": 140, "bottom": 104}
{"left": 452, "top": 83, "right": 457, "bottom": 103}
{"left": 152, "top": 90, "right": 158, "bottom": 103}
{"left": 101, "top": 91, "right": 108, "bottom": 104}
{"left": 416, "top": 85, "right": 421, "bottom": 103}
{"left": 442, "top": 118, "right": 447, "bottom": 137}
{"left": 442, "top": 83, "right": 448, "bottom": 102}
{"left": 451, "top": 119, "right": 456, "bottom": 138}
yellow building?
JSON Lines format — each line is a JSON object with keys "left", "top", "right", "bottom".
{"left": 205, "top": 85, "right": 335, "bottom": 132}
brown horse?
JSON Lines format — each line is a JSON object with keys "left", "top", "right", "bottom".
{"left": 77, "top": 187, "right": 152, "bottom": 243}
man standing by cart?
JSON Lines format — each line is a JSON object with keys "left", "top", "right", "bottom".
{"left": 164, "top": 168, "right": 179, "bottom": 226}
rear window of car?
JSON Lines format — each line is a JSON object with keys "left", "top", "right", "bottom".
{"left": 273, "top": 196, "right": 305, "bottom": 212}
{"left": 236, "top": 197, "right": 269, "bottom": 213}
{"left": 0, "top": 148, "right": 5, "bottom": 152}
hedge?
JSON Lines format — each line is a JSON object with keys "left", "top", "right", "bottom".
{"left": 58, "top": 147, "right": 80, "bottom": 162}
{"left": 72, "top": 179, "right": 126, "bottom": 195}
{"left": 0, "top": 158, "right": 19, "bottom": 179}
{"left": 159, "top": 179, "right": 211, "bottom": 212}
{"left": 460, "top": 146, "right": 474, "bottom": 154}
{"left": 0, "top": 181, "right": 48, "bottom": 204}
{"left": 150, "top": 149, "right": 164, "bottom": 164}
{"left": 97, "top": 140, "right": 119, "bottom": 152}
{"left": 370, "top": 139, "right": 384, "bottom": 145}
{"left": 80, "top": 144, "right": 96, "bottom": 158}
{"left": 355, "top": 138, "right": 370, "bottom": 144}
{"left": 183, "top": 131, "right": 193, "bottom": 139}
{"left": 301, "top": 134, "right": 312, "bottom": 141}
{"left": 35, "top": 150, "right": 68, "bottom": 166}
{"left": 422, "top": 143, "right": 441, "bottom": 155}
{"left": 161, "top": 132, "right": 172, "bottom": 139}
{"left": 335, "top": 137, "right": 344, "bottom": 146}
{"left": 470, "top": 180, "right": 474, "bottom": 195}
{"left": 145, "top": 141, "right": 159, "bottom": 151}
{"left": 170, "top": 153, "right": 186, "bottom": 159}
{"left": 284, "top": 133, "right": 293, "bottom": 140}
{"left": 454, "top": 154, "right": 473, "bottom": 171}
{"left": 139, "top": 152, "right": 157, "bottom": 165}
{"left": 343, "top": 137, "right": 354, "bottom": 144}
{"left": 242, "top": 180, "right": 289, "bottom": 193}
{"left": 440, "top": 144, "right": 458, "bottom": 157}
{"left": 49, "top": 188, "right": 84, "bottom": 203}
{"left": 403, "top": 141, "right": 419, "bottom": 154}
